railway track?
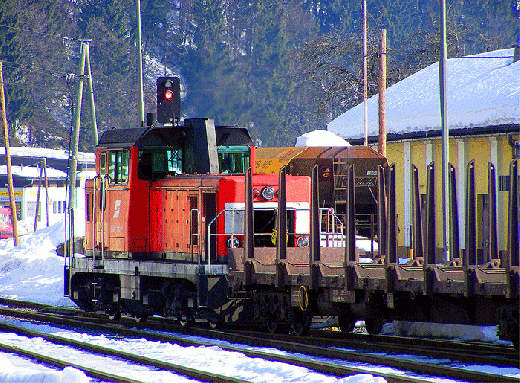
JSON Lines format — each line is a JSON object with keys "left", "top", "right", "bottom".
{"left": 0, "top": 321, "right": 245, "bottom": 383}
{"left": 0, "top": 298, "right": 518, "bottom": 382}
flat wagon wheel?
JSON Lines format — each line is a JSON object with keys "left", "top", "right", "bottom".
{"left": 291, "top": 310, "right": 312, "bottom": 336}
{"left": 365, "top": 316, "right": 384, "bottom": 335}
{"left": 338, "top": 313, "right": 356, "bottom": 333}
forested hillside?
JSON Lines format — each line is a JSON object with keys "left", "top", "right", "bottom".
{"left": 0, "top": 0, "right": 517, "bottom": 149}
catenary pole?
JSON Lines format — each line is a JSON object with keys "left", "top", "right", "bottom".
{"left": 378, "top": 29, "right": 387, "bottom": 157}
{"left": 363, "top": 0, "right": 368, "bottom": 146}
{"left": 439, "top": 0, "right": 450, "bottom": 262}
{"left": 0, "top": 61, "right": 18, "bottom": 245}
{"left": 136, "top": 0, "right": 145, "bottom": 126}
{"left": 68, "top": 40, "right": 88, "bottom": 259}
{"left": 85, "top": 45, "right": 98, "bottom": 145}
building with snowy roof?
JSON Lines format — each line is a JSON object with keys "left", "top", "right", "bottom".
{"left": 0, "top": 147, "right": 95, "bottom": 235}
{"left": 323, "top": 48, "right": 519, "bottom": 259}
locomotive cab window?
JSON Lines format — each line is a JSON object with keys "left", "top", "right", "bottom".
{"left": 217, "top": 146, "right": 250, "bottom": 174}
{"left": 99, "top": 152, "right": 107, "bottom": 177}
{"left": 107, "top": 150, "right": 129, "bottom": 184}
{"left": 138, "top": 147, "right": 183, "bottom": 180}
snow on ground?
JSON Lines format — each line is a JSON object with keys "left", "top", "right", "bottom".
{"left": 0, "top": 220, "right": 77, "bottom": 307}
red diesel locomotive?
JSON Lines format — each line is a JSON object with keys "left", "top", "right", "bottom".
{"left": 69, "top": 116, "right": 314, "bottom": 329}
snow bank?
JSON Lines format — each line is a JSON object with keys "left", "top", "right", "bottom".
{"left": 0, "top": 219, "right": 76, "bottom": 307}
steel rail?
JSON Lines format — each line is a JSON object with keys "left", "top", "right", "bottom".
{"left": 0, "top": 300, "right": 511, "bottom": 383}
{"left": 0, "top": 305, "right": 420, "bottom": 383}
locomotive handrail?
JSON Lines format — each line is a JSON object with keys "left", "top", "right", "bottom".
{"left": 190, "top": 208, "right": 200, "bottom": 264}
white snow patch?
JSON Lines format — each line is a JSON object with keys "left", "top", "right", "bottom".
{"left": 295, "top": 130, "right": 351, "bottom": 147}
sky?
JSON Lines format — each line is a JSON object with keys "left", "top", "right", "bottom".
{"left": 325, "top": 48, "right": 520, "bottom": 141}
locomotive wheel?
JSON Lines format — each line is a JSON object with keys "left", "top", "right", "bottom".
{"left": 291, "top": 312, "right": 312, "bottom": 336}
{"left": 266, "top": 318, "right": 278, "bottom": 334}
{"left": 365, "top": 317, "right": 384, "bottom": 335}
{"left": 338, "top": 314, "right": 356, "bottom": 333}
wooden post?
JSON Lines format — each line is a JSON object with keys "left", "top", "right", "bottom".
{"left": 43, "top": 158, "right": 49, "bottom": 227}
{"left": 378, "top": 29, "right": 387, "bottom": 157}
{"left": 34, "top": 163, "right": 43, "bottom": 232}
{"left": 362, "top": 0, "right": 368, "bottom": 146}
{"left": 0, "top": 61, "right": 18, "bottom": 245}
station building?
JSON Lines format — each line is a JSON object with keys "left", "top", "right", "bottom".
{"left": 0, "top": 147, "right": 95, "bottom": 234}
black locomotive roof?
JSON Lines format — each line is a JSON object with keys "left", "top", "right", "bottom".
{"left": 98, "top": 127, "right": 148, "bottom": 147}
{"left": 98, "top": 124, "right": 253, "bottom": 148}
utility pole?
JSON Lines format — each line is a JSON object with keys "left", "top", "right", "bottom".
{"left": 136, "top": 0, "right": 145, "bottom": 126}
{"left": 378, "top": 29, "right": 387, "bottom": 158}
{"left": 439, "top": 0, "right": 451, "bottom": 262}
{"left": 362, "top": 0, "right": 368, "bottom": 146}
{"left": 0, "top": 61, "right": 19, "bottom": 246}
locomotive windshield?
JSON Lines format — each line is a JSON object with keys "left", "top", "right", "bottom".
{"left": 217, "top": 146, "right": 250, "bottom": 174}
{"left": 138, "top": 147, "right": 183, "bottom": 180}
{"left": 100, "top": 150, "right": 130, "bottom": 184}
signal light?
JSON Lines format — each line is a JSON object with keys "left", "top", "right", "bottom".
{"left": 157, "top": 77, "right": 181, "bottom": 123}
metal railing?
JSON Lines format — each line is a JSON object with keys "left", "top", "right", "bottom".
{"left": 204, "top": 206, "right": 354, "bottom": 266}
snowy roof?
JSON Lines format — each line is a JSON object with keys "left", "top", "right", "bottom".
{"left": 0, "top": 165, "right": 67, "bottom": 179}
{"left": 1, "top": 147, "right": 95, "bottom": 163}
{"left": 294, "top": 130, "right": 351, "bottom": 147}
{"left": 327, "top": 48, "right": 520, "bottom": 140}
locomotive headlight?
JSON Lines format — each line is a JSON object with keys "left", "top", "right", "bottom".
{"left": 252, "top": 189, "right": 260, "bottom": 198}
{"left": 297, "top": 235, "right": 309, "bottom": 248}
{"left": 261, "top": 186, "right": 275, "bottom": 200}
{"left": 226, "top": 236, "right": 240, "bottom": 248}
